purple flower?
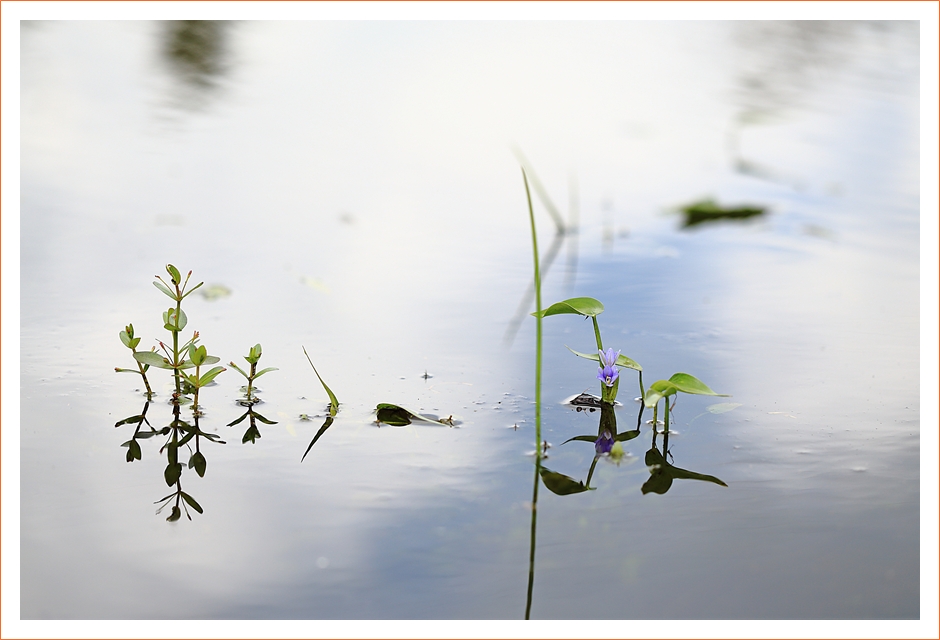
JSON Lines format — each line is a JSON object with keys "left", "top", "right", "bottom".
{"left": 595, "top": 430, "right": 615, "bottom": 455}
{"left": 596, "top": 348, "right": 620, "bottom": 388}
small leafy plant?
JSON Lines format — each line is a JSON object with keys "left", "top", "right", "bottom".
{"left": 183, "top": 343, "right": 226, "bottom": 414}
{"left": 115, "top": 323, "right": 154, "bottom": 396}
{"left": 229, "top": 343, "right": 277, "bottom": 405}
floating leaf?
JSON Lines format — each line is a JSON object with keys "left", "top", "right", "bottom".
{"left": 539, "top": 467, "right": 592, "bottom": 495}
{"left": 374, "top": 403, "right": 451, "bottom": 427}
{"left": 532, "top": 297, "right": 604, "bottom": 319}
{"left": 678, "top": 198, "right": 766, "bottom": 229}
{"left": 197, "top": 283, "right": 232, "bottom": 301}
{"left": 706, "top": 402, "right": 742, "bottom": 414}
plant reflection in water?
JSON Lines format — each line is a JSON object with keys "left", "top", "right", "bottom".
{"left": 115, "top": 399, "right": 225, "bottom": 521}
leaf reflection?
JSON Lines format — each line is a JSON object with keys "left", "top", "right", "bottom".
{"left": 642, "top": 429, "right": 728, "bottom": 495}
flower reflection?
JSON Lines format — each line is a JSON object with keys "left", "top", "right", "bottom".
{"left": 594, "top": 429, "right": 614, "bottom": 455}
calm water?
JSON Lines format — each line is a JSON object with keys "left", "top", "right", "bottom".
{"left": 11, "top": 17, "right": 932, "bottom": 630}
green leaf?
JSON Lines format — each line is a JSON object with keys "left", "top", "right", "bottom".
{"left": 375, "top": 403, "right": 449, "bottom": 426}
{"left": 134, "top": 351, "right": 174, "bottom": 369}
{"left": 246, "top": 343, "right": 262, "bottom": 364}
{"left": 189, "top": 451, "right": 207, "bottom": 477}
{"left": 532, "top": 296, "right": 604, "bottom": 319}
{"left": 643, "top": 381, "right": 676, "bottom": 408}
{"left": 253, "top": 367, "right": 278, "bottom": 379}
{"left": 539, "top": 467, "right": 592, "bottom": 495}
{"left": 228, "top": 362, "right": 248, "bottom": 379}
{"left": 180, "top": 281, "right": 204, "bottom": 299}
{"left": 198, "top": 366, "right": 226, "bottom": 387}
{"left": 153, "top": 280, "right": 176, "bottom": 300}
{"left": 565, "top": 346, "right": 642, "bottom": 371}
{"left": 164, "top": 462, "right": 183, "bottom": 486}
{"left": 666, "top": 373, "right": 728, "bottom": 397}
{"left": 189, "top": 344, "right": 207, "bottom": 366}
{"left": 180, "top": 491, "right": 203, "bottom": 514}
{"left": 119, "top": 330, "right": 133, "bottom": 348}
{"left": 303, "top": 347, "right": 339, "bottom": 416}
{"left": 166, "top": 264, "right": 182, "bottom": 284}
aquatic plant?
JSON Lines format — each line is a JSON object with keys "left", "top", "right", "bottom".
{"left": 643, "top": 372, "right": 728, "bottom": 433}
{"left": 227, "top": 405, "right": 278, "bottom": 444}
{"left": 533, "top": 296, "right": 642, "bottom": 404}
{"left": 183, "top": 343, "right": 226, "bottom": 414}
{"left": 229, "top": 343, "right": 277, "bottom": 405}
{"left": 115, "top": 323, "right": 155, "bottom": 397}
{"left": 130, "top": 264, "right": 205, "bottom": 400}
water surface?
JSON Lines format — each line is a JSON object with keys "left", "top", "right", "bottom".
{"left": 12, "top": 18, "right": 928, "bottom": 629}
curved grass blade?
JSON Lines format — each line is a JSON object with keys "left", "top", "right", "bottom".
{"left": 303, "top": 346, "right": 339, "bottom": 416}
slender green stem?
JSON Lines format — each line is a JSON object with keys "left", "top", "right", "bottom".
{"left": 523, "top": 168, "right": 541, "bottom": 448}
{"left": 664, "top": 397, "right": 670, "bottom": 433}
{"left": 172, "top": 294, "right": 182, "bottom": 398}
{"left": 591, "top": 315, "right": 603, "bottom": 352}
{"left": 525, "top": 454, "right": 540, "bottom": 620}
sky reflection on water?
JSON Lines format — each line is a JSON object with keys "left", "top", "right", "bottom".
{"left": 5, "top": 7, "right": 937, "bottom": 635}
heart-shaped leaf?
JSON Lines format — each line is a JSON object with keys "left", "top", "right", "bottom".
{"left": 667, "top": 373, "right": 728, "bottom": 397}
{"left": 532, "top": 296, "right": 604, "bottom": 318}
